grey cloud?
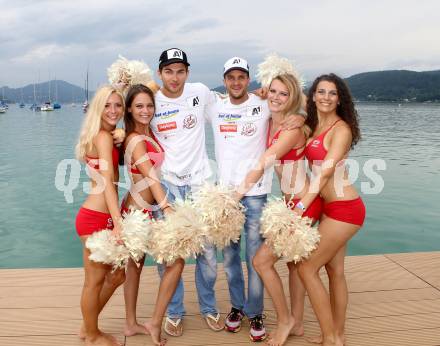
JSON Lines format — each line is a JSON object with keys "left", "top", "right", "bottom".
{"left": 178, "top": 18, "right": 221, "bottom": 33}
{"left": 183, "top": 40, "right": 266, "bottom": 87}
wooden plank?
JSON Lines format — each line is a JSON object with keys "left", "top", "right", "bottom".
{"left": 0, "top": 334, "right": 123, "bottom": 346}
{"left": 0, "top": 318, "right": 125, "bottom": 337}
{"left": 345, "top": 327, "right": 440, "bottom": 346}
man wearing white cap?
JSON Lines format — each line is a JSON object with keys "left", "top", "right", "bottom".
{"left": 204, "top": 56, "right": 273, "bottom": 341}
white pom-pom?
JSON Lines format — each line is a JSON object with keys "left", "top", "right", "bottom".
{"left": 120, "top": 208, "right": 152, "bottom": 264}
{"left": 86, "top": 230, "right": 130, "bottom": 269}
{"left": 256, "top": 53, "right": 305, "bottom": 88}
{"left": 192, "top": 184, "right": 245, "bottom": 249}
{"left": 148, "top": 200, "right": 208, "bottom": 264}
{"left": 107, "top": 55, "right": 154, "bottom": 94}
{"left": 260, "top": 198, "right": 320, "bottom": 263}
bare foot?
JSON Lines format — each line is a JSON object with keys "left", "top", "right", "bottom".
{"left": 322, "top": 340, "right": 343, "bottom": 346}
{"left": 307, "top": 334, "right": 345, "bottom": 345}
{"left": 289, "top": 321, "right": 304, "bottom": 337}
{"left": 336, "top": 334, "right": 346, "bottom": 346}
{"left": 306, "top": 334, "right": 322, "bottom": 344}
{"left": 124, "top": 322, "right": 149, "bottom": 336}
{"left": 145, "top": 321, "right": 167, "bottom": 346}
{"left": 79, "top": 323, "right": 86, "bottom": 339}
{"left": 85, "top": 332, "right": 122, "bottom": 346}
{"left": 266, "top": 316, "right": 295, "bottom": 346}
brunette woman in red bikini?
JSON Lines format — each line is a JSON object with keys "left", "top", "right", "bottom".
{"left": 75, "top": 86, "right": 126, "bottom": 346}
{"left": 122, "top": 84, "right": 182, "bottom": 346}
{"left": 295, "top": 74, "right": 365, "bottom": 346}
{"left": 234, "top": 73, "right": 323, "bottom": 346}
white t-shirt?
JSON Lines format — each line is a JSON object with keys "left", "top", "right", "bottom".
{"left": 207, "top": 93, "right": 273, "bottom": 196}
{"left": 151, "top": 83, "right": 214, "bottom": 186}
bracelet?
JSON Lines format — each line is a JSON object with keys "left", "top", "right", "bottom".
{"left": 161, "top": 203, "right": 173, "bottom": 211}
{"left": 294, "top": 201, "right": 306, "bottom": 211}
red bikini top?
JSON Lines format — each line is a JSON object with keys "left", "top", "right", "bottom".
{"left": 129, "top": 133, "right": 165, "bottom": 175}
{"left": 304, "top": 120, "right": 341, "bottom": 162}
{"left": 266, "top": 123, "right": 305, "bottom": 163}
{"left": 85, "top": 145, "right": 119, "bottom": 170}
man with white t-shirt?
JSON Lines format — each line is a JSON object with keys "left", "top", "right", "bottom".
{"left": 150, "top": 48, "right": 224, "bottom": 337}
{"left": 205, "top": 57, "right": 273, "bottom": 342}
{"left": 206, "top": 57, "right": 304, "bottom": 342}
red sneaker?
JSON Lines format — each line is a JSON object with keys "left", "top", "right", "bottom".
{"left": 249, "top": 315, "right": 266, "bottom": 342}
{"left": 225, "top": 307, "right": 244, "bottom": 333}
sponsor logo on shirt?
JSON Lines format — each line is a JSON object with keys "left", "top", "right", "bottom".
{"left": 241, "top": 122, "right": 257, "bottom": 136}
{"left": 183, "top": 114, "right": 197, "bottom": 129}
{"left": 186, "top": 95, "right": 201, "bottom": 108}
{"left": 247, "top": 105, "right": 263, "bottom": 117}
{"left": 220, "top": 124, "right": 238, "bottom": 132}
{"left": 218, "top": 113, "right": 241, "bottom": 122}
{"left": 155, "top": 109, "right": 179, "bottom": 119}
{"left": 157, "top": 122, "right": 177, "bottom": 132}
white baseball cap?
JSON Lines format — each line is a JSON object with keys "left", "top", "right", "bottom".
{"left": 223, "top": 57, "right": 249, "bottom": 76}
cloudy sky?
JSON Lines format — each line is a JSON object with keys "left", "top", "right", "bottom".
{"left": 1, "top": 0, "right": 439, "bottom": 89}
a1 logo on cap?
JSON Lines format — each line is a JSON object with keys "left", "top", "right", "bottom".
{"left": 224, "top": 56, "right": 249, "bottom": 75}
{"left": 167, "top": 49, "right": 183, "bottom": 60}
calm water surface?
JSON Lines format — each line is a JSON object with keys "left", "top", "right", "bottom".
{"left": 0, "top": 103, "right": 438, "bottom": 268}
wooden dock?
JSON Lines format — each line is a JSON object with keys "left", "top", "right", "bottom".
{"left": 1, "top": 251, "right": 440, "bottom": 346}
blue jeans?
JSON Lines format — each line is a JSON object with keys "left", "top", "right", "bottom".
{"left": 223, "top": 194, "right": 267, "bottom": 318}
{"left": 154, "top": 180, "right": 219, "bottom": 319}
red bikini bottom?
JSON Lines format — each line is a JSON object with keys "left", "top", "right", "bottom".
{"left": 323, "top": 197, "right": 366, "bottom": 226}
{"left": 76, "top": 207, "right": 113, "bottom": 236}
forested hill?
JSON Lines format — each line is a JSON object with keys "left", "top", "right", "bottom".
{"left": 345, "top": 70, "right": 440, "bottom": 102}
{"left": 2, "top": 70, "right": 439, "bottom": 104}
{"left": 214, "top": 70, "right": 440, "bottom": 102}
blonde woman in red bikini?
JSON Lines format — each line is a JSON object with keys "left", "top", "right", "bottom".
{"left": 75, "top": 85, "right": 126, "bottom": 346}
{"left": 234, "top": 73, "right": 323, "bottom": 346}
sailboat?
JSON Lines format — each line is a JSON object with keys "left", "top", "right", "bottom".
{"left": 31, "top": 73, "right": 43, "bottom": 111}
{"left": 19, "top": 87, "right": 25, "bottom": 108}
{"left": 0, "top": 87, "right": 8, "bottom": 112}
{"left": 41, "top": 80, "right": 54, "bottom": 111}
{"left": 53, "top": 78, "right": 61, "bottom": 109}
{"left": 30, "top": 83, "right": 40, "bottom": 111}
{"left": 82, "top": 69, "right": 89, "bottom": 113}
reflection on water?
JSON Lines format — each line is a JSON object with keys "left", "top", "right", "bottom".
{"left": 0, "top": 102, "right": 439, "bottom": 268}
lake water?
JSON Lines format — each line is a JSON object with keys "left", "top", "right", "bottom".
{"left": 0, "top": 103, "right": 439, "bottom": 268}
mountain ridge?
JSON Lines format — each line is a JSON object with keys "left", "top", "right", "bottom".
{"left": 2, "top": 69, "right": 440, "bottom": 103}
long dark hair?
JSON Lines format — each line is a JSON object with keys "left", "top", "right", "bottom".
{"left": 124, "top": 84, "right": 156, "bottom": 135}
{"left": 305, "top": 74, "right": 361, "bottom": 148}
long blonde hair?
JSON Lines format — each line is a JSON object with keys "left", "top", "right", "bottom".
{"left": 270, "top": 74, "right": 310, "bottom": 138}
{"left": 75, "top": 85, "right": 125, "bottom": 161}
{"left": 270, "top": 74, "right": 303, "bottom": 118}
